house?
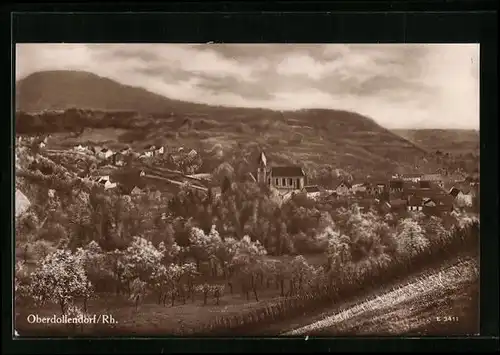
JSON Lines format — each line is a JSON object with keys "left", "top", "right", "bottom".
{"left": 456, "top": 189, "right": 473, "bottom": 208}
{"left": 120, "top": 147, "right": 132, "bottom": 155}
{"left": 362, "top": 182, "right": 377, "bottom": 195}
{"left": 449, "top": 187, "right": 461, "bottom": 198}
{"left": 303, "top": 185, "right": 321, "bottom": 199}
{"left": 112, "top": 152, "right": 125, "bottom": 166}
{"left": 104, "top": 181, "right": 117, "bottom": 190}
{"left": 402, "top": 187, "right": 443, "bottom": 200}
{"left": 154, "top": 146, "right": 165, "bottom": 156}
{"left": 256, "top": 152, "right": 306, "bottom": 190}
{"left": 335, "top": 181, "right": 352, "bottom": 196}
{"left": 98, "top": 148, "right": 114, "bottom": 160}
{"left": 131, "top": 186, "right": 143, "bottom": 195}
{"left": 97, "top": 175, "right": 110, "bottom": 183}
{"left": 15, "top": 189, "right": 31, "bottom": 217}
{"left": 423, "top": 195, "right": 454, "bottom": 214}
{"left": 139, "top": 170, "right": 146, "bottom": 177}
{"left": 401, "top": 173, "right": 423, "bottom": 183}
{"left": 407, "top": 195, "right": 423, "bottom": 211}
{"left": 141, "top": 151, "right": 154, "bottom": 158}
{"left": 74, "top": 144, "right": 86, "bottom": 152}
{"left": 389, "top": 180, "right": 404, "bottom": 193}
{"left": 98, "top": 178, "right": 116, "bottom": 190}
{"left": 38, "top": 141, "right": 46, "bottom": 149}
{"left": 187, "top": 149, "right": 198, "bottom": 159}
{"left": 422, "top": 197, "right": 438, "bottom": 207}
{"left": 422, "top": 173, "right": 443, "bottom": 186}
{"left": 374, "top": 182, "right": 387, "bottom": 194}
{"left": 351, "top": 183, "right": 367, "bottom": 193}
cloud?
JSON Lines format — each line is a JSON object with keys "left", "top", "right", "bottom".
{"left": 15, "top": 43, "right": 479, "bottom": 129}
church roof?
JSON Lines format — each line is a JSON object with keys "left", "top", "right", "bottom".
{"left": 270, "top": 166, "right": 305, "bottom": 177}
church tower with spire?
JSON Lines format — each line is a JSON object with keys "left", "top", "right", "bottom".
{"left": 257, "top": 151, "right": 268, "bottom": 184}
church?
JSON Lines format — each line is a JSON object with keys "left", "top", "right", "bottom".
{"left": 256, "top": 152, "right": 306, "bottom": 190}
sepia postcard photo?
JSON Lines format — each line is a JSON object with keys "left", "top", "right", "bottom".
{"left": 14, "top": 43, "right": 480, "bottom": 337}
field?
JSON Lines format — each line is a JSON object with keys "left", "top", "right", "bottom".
{"left": 16, "top": 289, "right": 286, "bottom": 336}
{"left": 15, "top": 254, "right": 324, "bottom": 336}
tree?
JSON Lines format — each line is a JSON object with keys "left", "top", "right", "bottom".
{"left": 230, "top": 235, "right": 267, "bottom": 301}
{"left": 149, "top": 264, "right": 171, "bottom": 305}
{"left": 215, "top": 236, "right": 238, "bottom": 290}
{"left": 195, "top": 283, "right": 211, "bottom": 306}
{"left": 29, "top": 249, "right": 93, "bottom": 315}
{"left": 325, "top": 228, "right": 352, "bottom": 286}
{"left": 130, "top": 278, "right": 148, "bottom": 310}
{"left": 211, "top": 284, "right": 225, "bottom": 305}
{"left": 289, "top": 255, "right": 314, "bottom": 295}
{"left": 188, "top": 225, "right": 222, "bottom": 273}
{"left": 122, "top": 236, "right": 164, "bottom": 285}
{"left": 268, "top": 259, "right": 290, "bottom": 297}
{"left": 396, "top": 218, "right": 429, "bottom": 258}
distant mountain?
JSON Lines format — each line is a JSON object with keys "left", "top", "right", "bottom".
{"left": 16, "top": 70, "right": 214, "bottom": 113}
{"left": 16, "top": 70, "right": 432, "bottom": 176}
{"left": 393, "top": 129, "right": 479, "bottom": 155}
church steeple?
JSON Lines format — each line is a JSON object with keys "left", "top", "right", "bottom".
{"left": 257, "top": 151, "right": 268, "bottom": 184}
{"left": 257, "top": 151, "right": 267, "bottom": 167}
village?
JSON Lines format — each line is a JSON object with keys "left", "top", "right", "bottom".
{"left": 16, "top": 134, "right": 479, "bottom": 220}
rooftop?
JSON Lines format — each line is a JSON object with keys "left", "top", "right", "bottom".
{"left": 304, "top": 185, "right": 321, "bottom": 193}
{"left": 270, "top": 166, "right": 305, "bottom": 177}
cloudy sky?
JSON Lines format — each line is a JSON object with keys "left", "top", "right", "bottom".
{"left": 16, "top": 43, "right": 479, "bottom": 129}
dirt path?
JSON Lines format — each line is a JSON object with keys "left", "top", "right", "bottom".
{"left": 282, "top": 258, "right": 478, "bottom": 336}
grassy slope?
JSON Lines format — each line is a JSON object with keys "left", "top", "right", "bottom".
{"left": 16, "top": 70, "right": 429, "bottom": 175}
{"left": 328, "top": 280, "right": 478, "bottom": 336}
{"left": 284, "top": 257, "right": 479, "bottom": 336}
{"left": 393, "top": 129, "right": 480, "bottom": 155}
